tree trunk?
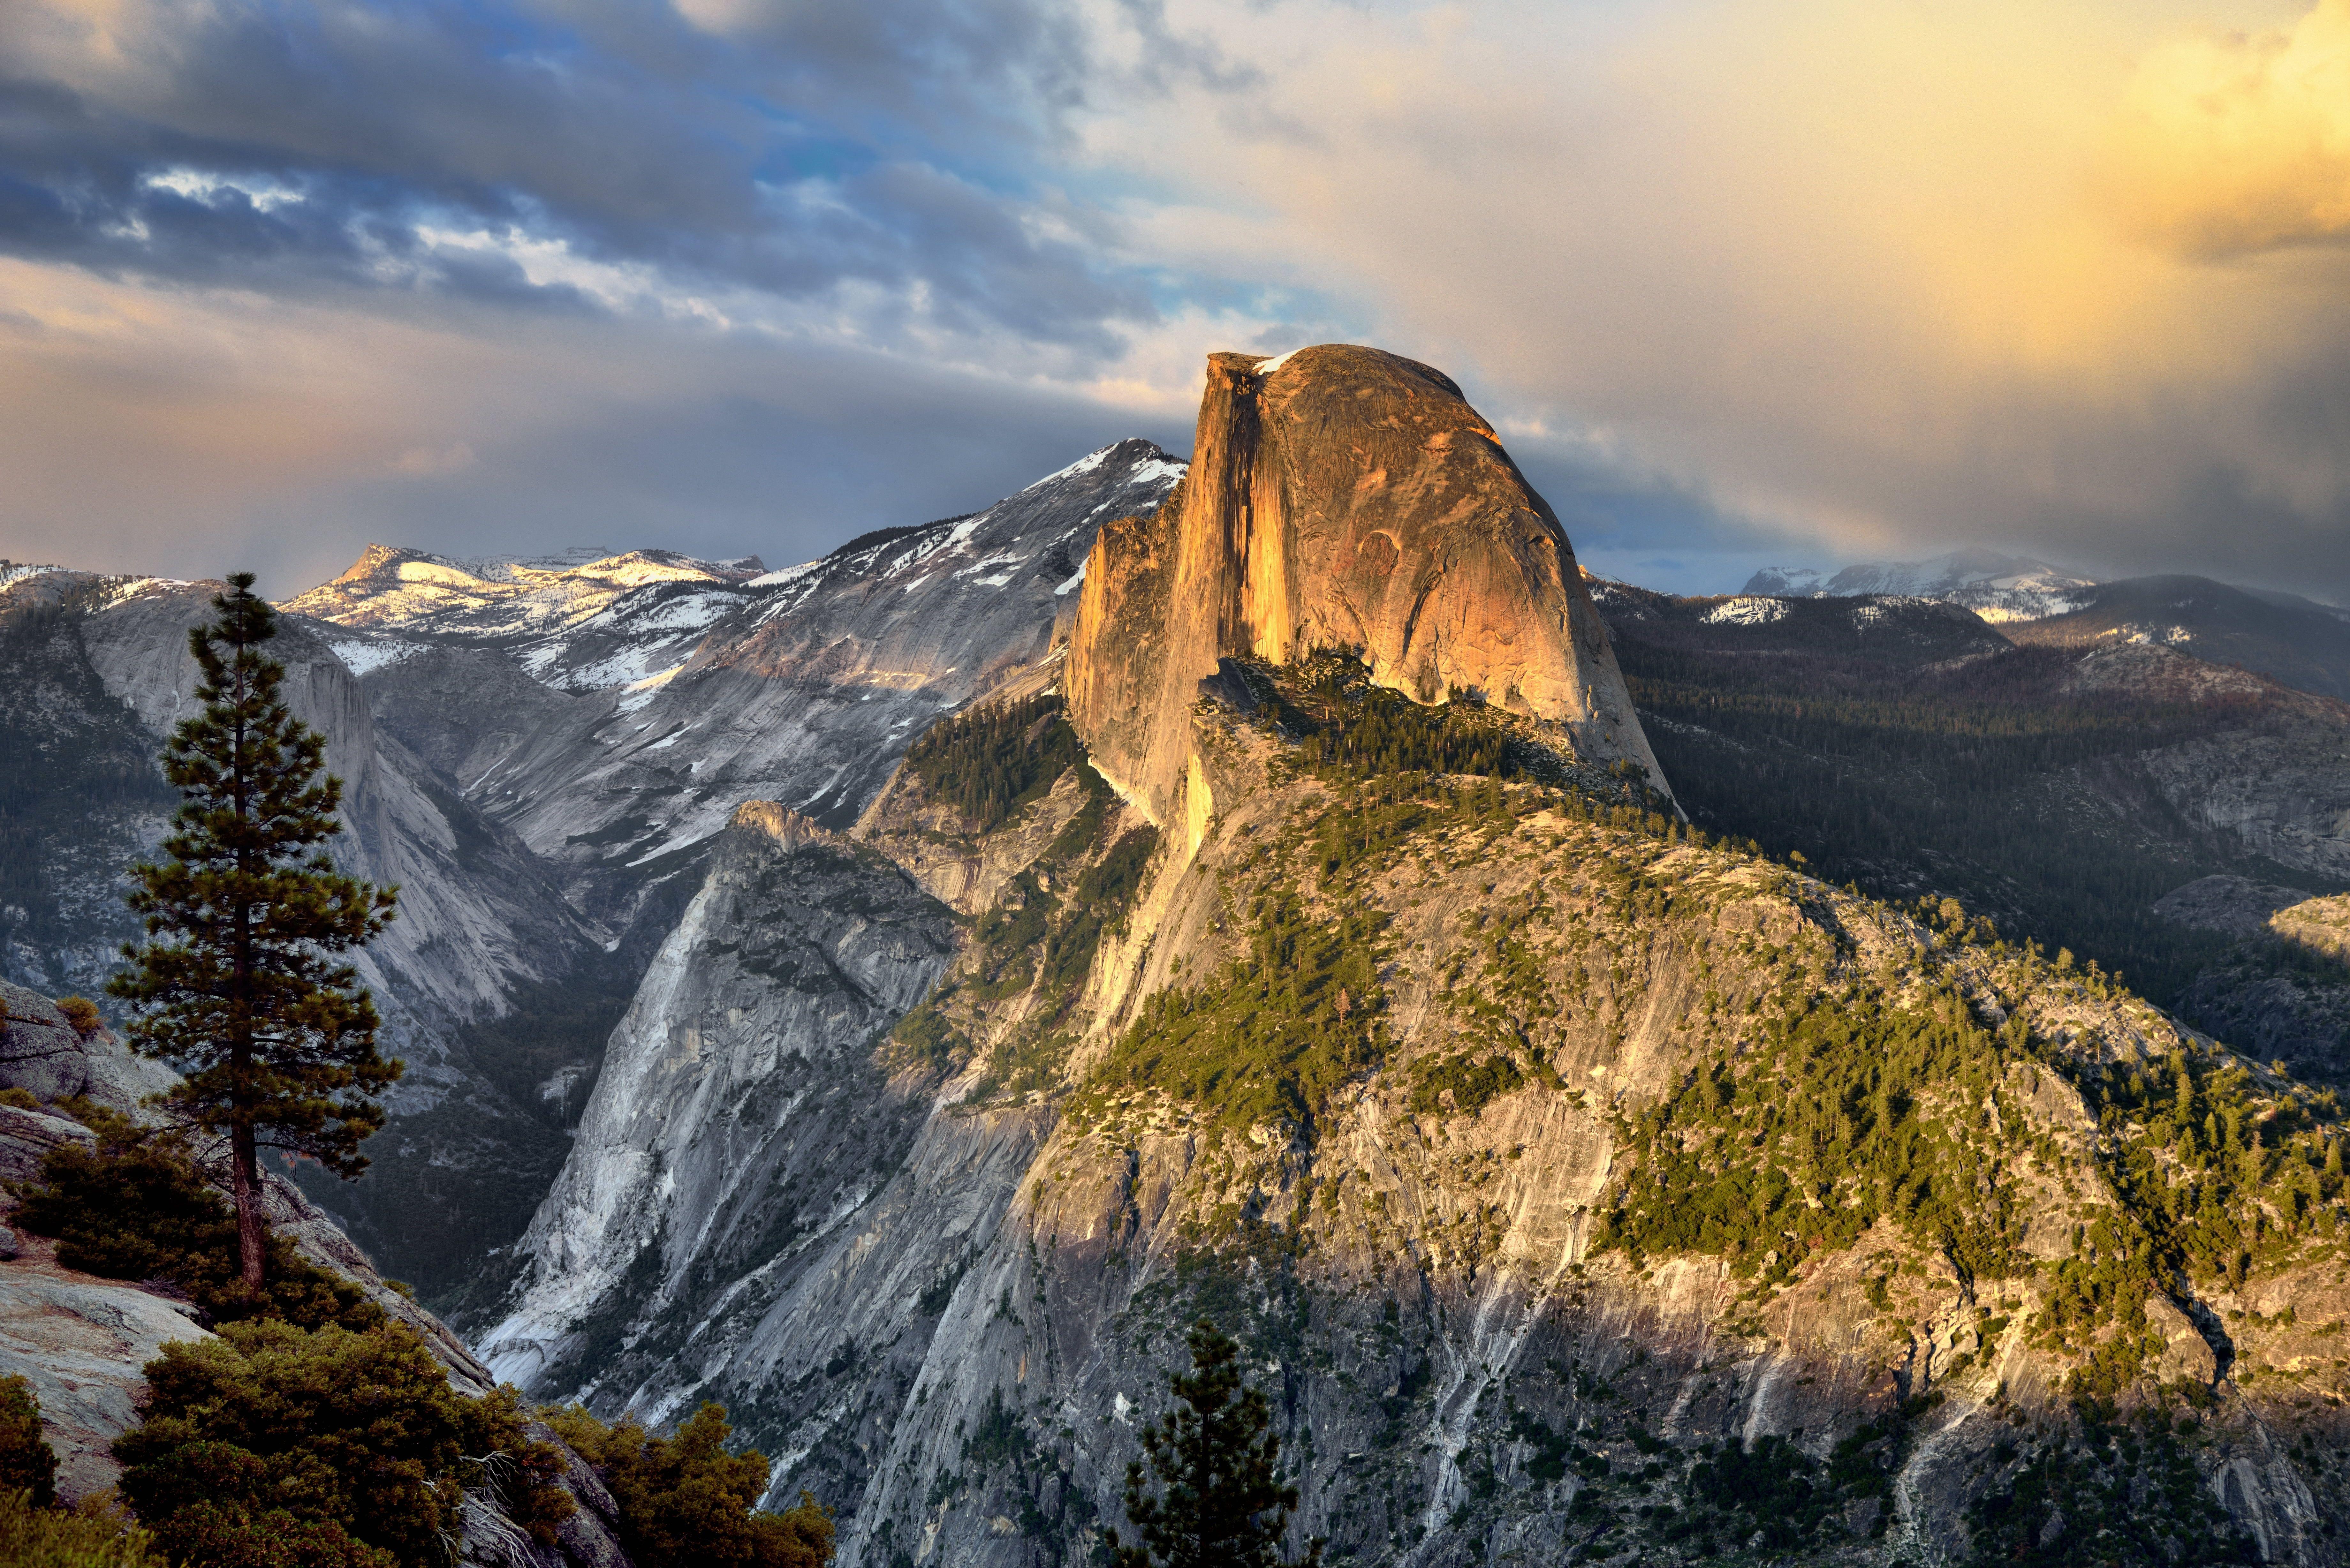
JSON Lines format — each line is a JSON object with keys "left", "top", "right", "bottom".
{"left": 230, "top": 1120, "right": 267, "bottom": 1293}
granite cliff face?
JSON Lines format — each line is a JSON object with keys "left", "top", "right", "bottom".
{"left": 481, "top": 652, "right": 2350, "bottom": 1566}
{"left": 476, "top": 801, "right": 961, "bottom": 1409}
{"left": 0, "top": 440, "right": 1182, "bottom": 1301}
{"left": 1069, "top": 348, "right": 1659, "bottom": 825}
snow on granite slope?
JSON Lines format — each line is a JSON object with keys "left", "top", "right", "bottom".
{"left": 283, "top": 546, "right": 772, "bottom": 695}
{"left": 0, "top": 439, "right": 1181, "bottom": 1301}
{"left": 346, "top": 439, "right": 1187, "bottom": 954}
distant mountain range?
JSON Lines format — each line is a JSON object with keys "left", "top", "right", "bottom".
{"left": 1743, "top": 549, "right": 2350, "bottom": 700}
{"left": 1741, "top": 548, "right": 2095, "bottom": 621}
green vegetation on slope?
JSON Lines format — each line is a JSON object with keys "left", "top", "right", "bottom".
{"left": 1965, "top": 1425, "right": 2257, "bottom": 1566}
{"left": 1599, "top": 989, "right": 2033, "bottom": 1286}
{"left": 0, "top": 1486, "right": 162, "bottom": 1568}
{"left": 9, "top": 1106, "right": 383, "bottom": 1330}
{"left": 1088, "top": 690, "right": 1697, "bottom": 1133}
{"left": 1272, "top": 657, "right": 1527, "bottom": 784}
{"left": 543, "top": 1402, "right": 833, "bottom": 1568}
{"left": 887, "top": 701, "right": 1164, "bottom": 1098}
{"left": 117, "top": 1320, "right": 572, "bottom": 1568}
{"left": 1092, "top": 875, "right": 1386, "bottom": 1131}
{"left": 1595, "top": 897, "right": 2349, "bottom": 1399}
{"left": 0, "top": 1378, "right": 56, "bottom": 1514}
{"left": 901, "top": 694, "right": 1085, "bottom": 834}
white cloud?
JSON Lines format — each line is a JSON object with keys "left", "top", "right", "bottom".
{"left": 387, "top": 441, "right": 476, "bottom": 476}
{"left": 142, "top": 167, "right": 307, "bottom": 211}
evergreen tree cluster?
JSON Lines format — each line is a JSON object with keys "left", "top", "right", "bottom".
{"left": 1282, "top": 658, "right": 1521, "bottom": 783}
{"left": 543, "top": 1403, "right": 833, "bottom": 1568}
{"left": 901, "top": 694, "right": 1086, "bottom": 833}
{"left": 116, "top": 1320, "right": 573, "bottom": 1568}
{"left": 1965, "top": 1425, "right": 2258, "bottom": 1566}
{"left": 1598, "top": 990, "right": 2034, "bottom": 1287}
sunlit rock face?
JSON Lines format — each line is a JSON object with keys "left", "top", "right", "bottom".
{"left": 1067, "top": 345, "right": 1663, "bottom": 824}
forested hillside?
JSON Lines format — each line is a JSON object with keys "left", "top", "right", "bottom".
{"left": 1596, "top": 583, "right": 2350, "bottom": 1067}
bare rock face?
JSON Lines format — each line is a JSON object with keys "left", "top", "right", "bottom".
{"left": 0, "top": 980, "right": 176, "bottom": 1117}
{"left": 472, "top": 801, "right": 960, "bottom": 1406}
{"left": 0, "top": 1245, "right": 212, "bottom": 1502}
{"left": 1068, "top": 346, "right": 1662, "bottom": 822}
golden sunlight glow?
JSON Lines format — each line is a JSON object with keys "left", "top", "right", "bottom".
{"left": 2103, "top": 0, "right": 2350, "bottom": 255}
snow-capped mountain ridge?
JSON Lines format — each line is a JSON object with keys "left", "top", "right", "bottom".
{"left": 1743, "top": 548, "right": 2096, "bottom": 622}
{"left": 282, "top": 543, "right": 768, "bottom": 643}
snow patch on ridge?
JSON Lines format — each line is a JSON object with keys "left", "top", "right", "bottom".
{"left": 325, "top": 637, "right": 432, "bottom": 676}
{"left": 1742, "top": 551, "right": 2095, "bottom": 623}
{"left": 1700, "top": 596, "right": 1789, "bottom": 627}
{"left": 1026, "top": 447, "right": 1112, "bottom": 490}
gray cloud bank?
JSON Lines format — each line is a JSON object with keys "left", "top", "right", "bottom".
{"left": 3, "top": 0, "right": 2349, "bottom": 606}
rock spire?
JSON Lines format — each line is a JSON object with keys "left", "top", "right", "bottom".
{"left": 1066, "top": 344, "right": 1664, "bottom": 823}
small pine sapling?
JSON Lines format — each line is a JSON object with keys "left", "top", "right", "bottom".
{"left": 1110, "top": 1318, "right": 1322, "bottom": 1568}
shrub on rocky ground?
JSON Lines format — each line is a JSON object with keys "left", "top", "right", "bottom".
{"left": 114, "top": 1318, "right": 571, "bottom": 1568}
{"left": 0, "top": 1488, "right": 161, "bottom": 1568}
{"left": 7, "top": 1107, "right": 380, "bottom": 1330}
{"left": 0, "top": 1377, "right": 55, "bottom": 1511}
{"left": 544, "top": 1401, "right": 832, "bottom": 1567}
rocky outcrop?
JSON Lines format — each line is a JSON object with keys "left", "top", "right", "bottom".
{"left": 0, "top": 1233, "right": 213, "bottom": 1502}
{"left": 0, "top": 980, "right": 175, "bottom": 1117}
{"left": 0, "top": 991, "right": 635, "bottom": 1566}
{"left": 1067, "top": 347, "right": 1661, "bottom": 823}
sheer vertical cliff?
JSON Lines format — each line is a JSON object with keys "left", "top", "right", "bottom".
{"left": 1067, "top": 346, "right": 1662, "bottom": 825}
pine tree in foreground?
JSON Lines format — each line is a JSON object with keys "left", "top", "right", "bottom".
{"left": 1110, "top": 1318, "right": 1323, "bottom": 1568}
{"left": 108, "top": 573, "right": 400, "bottom": 1294}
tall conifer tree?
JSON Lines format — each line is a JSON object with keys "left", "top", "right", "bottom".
{"left": 1110, "top": 1318, "right": 1322, "bottom": 1568}
{"left": 109, "top": 573, "right": 401, "bottom": 1293}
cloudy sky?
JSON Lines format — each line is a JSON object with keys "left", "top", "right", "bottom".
{"left": 3, "top": 0, "right": 2348, "bottom": 600}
